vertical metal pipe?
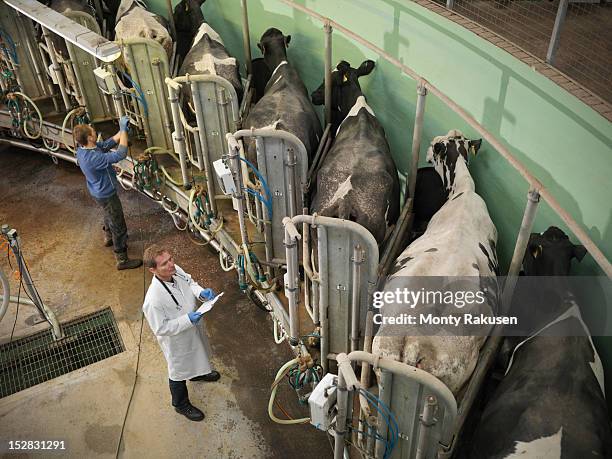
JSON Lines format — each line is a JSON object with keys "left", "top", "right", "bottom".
{"left": 255, "top": 191, "right": 264, "bottom": 233}
{"left": 408, "top": 83, "right": 427, "bottom": 200}
{"left": 350, "top": 245, "right": 363, "bottom": 352}
{"left": 64, "top": 44, "right": 86, "bottom": 108}
{"left": 318, "top": 224, "right": 329, "bottom": 372}
{"left": 283, "top": 218, "right": 300, "bottom": 346}
{"left": 501, "top": 188, "right": 540, "bottom": 314}
{"left": 166, "top": 80, "right": 190, "bottom": 187}
{"left": 4, "top": 231, "right": 63, "bottom": 341}
{"left": 217, "top": 86, "right": 230, "bottom": 135}
{"left": 546, "top": 0, "right": 569, "bottom": 65}
{"left": 446, "top": 0, "right": 455, "bottom": 9}
{"left": 375, "top": 370, "right": 392, "bottom": 459}
{"left": 365, "top": 415, "right": 377, "bottom": 456}
{"left": 21, "top": 17, "right": 51, "bottom": 99}
{"left": 285, "top": 146, "right": 297, "bottom": 218}
{"left": 240, "top": 0, "right": 253, "bottom": 75}
{"left": 228, "top": 138, "right": 250, "bottom": 248}
{"left": 165, "top": 0, "right": 177, "bottom": 39}
{"left": 415, "top": 396, "right": 438, "bottom": 459}
{"left": 324, "top": 21, "right": 333, "bottom": 126}
{"left": 334, "top": 371, "right": 348, "bottom": 459}
{"left": 191, "top": 81, "right": 217, "bottom": 214}
{"left": 41, "top": 27, "right": 72, "bottom": 110}
{"left": 153, "top": 60, "right": 173, "bottom": 147}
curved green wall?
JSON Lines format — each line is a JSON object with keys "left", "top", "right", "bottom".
{"left": 152, "top": 0, "right": 612, "bottom": 399}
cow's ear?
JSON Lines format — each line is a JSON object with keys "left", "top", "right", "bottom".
{"left": 284, "top": 34, "right": 291, "bottom": 47}
{"left": 469, "top": 139, "right": 482, "bottom": 155}
{"left": 433, "top": 142, "right": 446, "bottom": 157}
{"left": 257, "top": 42, "right": 264, "bottom": 53}
{"left": 357, "top": 60, "right": 375, "bottom": 76}
{"left": 573, "top": 244, "right": 587, "bottom": 262}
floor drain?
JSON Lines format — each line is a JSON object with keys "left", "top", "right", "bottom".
{"left": 0, "top": 308, "right": 124, "bottom": 398}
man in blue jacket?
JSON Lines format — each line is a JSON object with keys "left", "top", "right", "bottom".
{"left": 75, "top": 116, "right": 142, "bottom": 270}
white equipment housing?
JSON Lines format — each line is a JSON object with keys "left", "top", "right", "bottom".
{"left": 213, "top": 158, "right": 236, "bottom": 195}
{"left": 308, "top": 373, "right": 337, "bottom": 431}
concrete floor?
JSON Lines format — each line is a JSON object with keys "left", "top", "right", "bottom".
{"left": 0, "top": 147, "right": 332, "bottom": 458}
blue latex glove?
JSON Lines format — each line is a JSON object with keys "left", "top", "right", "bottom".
{"left": 119, "top": 115, "right": 130, "bottom": 132}
{"left": 199, "top": 288, "right": 215, "bottom": 301}
{"left": 188, "top": 311, "right": 203, "bottom": 324}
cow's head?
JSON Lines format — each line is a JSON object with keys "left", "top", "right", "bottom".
{"left": 311, "top": 60, "right": 375, "bottom": 131}
{"left": 257, "top": 28, "right": 290, "bottom": 70}
{"left": 173, "top": 0, "right": 205, "bottom": 36}
{"left": 426, "top": 130, "right": 481, "bottom": 191}
{"left": 523, "top": 226, "right": 587, "bottom": 276}
{"left": 173, "top": 0, "right": 205, "bottom": 61}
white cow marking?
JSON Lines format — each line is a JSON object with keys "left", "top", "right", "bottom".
{"left": 193, "top": 54, "right": 237, "bottom": 75}
{"left": 336, "top": 96, "right": 375, "bottom": 134}
{"left": 192, "top": 22, "right": 224, "bottom": 47}
{"left": 504, "top": 427, "right": 562, "bottom": 459}
{"left": 329, "top": 175, "right": 352, "bottom": 206}
{"left": 270, "top": 61, "right": 288, "bottom": 80}
{"left": 506, "top": 302, "right": 605, "bottom": 397}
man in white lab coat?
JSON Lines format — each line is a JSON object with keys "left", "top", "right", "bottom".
{"left": 142, "top": 244, "right": 220, "bottom": 422}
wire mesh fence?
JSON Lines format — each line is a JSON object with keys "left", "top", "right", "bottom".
{"left": 431, "top": 0, "right": 612, "bottom": 105}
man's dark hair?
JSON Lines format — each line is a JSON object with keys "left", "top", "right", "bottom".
{"left": 144, "top": 244, "right": 170, "bottom": 269}
{"left": 73, "top": 124, "right": 93, "bottom": 147}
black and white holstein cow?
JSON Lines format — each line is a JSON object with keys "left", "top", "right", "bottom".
{"left": 114, "top": 0, "right": 173, "bottom": 58}
{"left": 309, "top": 60, "right": 400, "bottom": 245}
{"left": 471, "top": 226, "right": 612, "bottom": 459}
{"left": 243, "top": 28, "right": 322, "bottom": 164}
{"left": 173, "top": 0, "right": 243, "bottom": 105}
{"left": 372, "top": 130, "right": 499, "bottom": 394}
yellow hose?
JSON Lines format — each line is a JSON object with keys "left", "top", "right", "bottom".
{"left": 61, "top": 107, "right": 84, "bottom": 154}
{"left": 144, "top": 146, "right": 181, "bottom": 164}
{"left": 160, "top": 165, "right": 183, "bottom": 186}
{"left": 268, "top": 358, "right": 310, "bottom": 424}
{"left": 12, "top": 92, "right": 42, "bottom": 140}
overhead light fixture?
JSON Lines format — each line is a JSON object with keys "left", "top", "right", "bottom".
{"left": 4, "top": 0, "right": 121, "bottom": 63}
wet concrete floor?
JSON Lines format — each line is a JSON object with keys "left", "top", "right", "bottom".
{"left": 0, "top": 146, "right": 332, "bottom": 458}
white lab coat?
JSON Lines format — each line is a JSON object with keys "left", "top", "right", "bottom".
{"left": 142, "top": 264, "right": 213, "bottom": 381}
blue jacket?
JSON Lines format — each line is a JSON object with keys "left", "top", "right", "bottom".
{"left": 76, "top": 138, "right": 128, "bottom": 199}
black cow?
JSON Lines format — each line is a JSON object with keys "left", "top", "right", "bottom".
{"left": 173, "top": 0, "right": 243, "bottom": 107}
{"left": 309, "top": 60, "right": 399, "bottom": 245}
{"left": 243, "top": 28, "right": 322, "bottom": 164}
{"left": 471, "top": 226, "right": 611, "bottom": 458}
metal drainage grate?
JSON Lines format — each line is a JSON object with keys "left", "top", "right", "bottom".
{"left": 0, "top": 308, "right": 124, "bottom": 398}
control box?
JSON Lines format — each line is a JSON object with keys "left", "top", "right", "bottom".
{"left": 213, "top": 158, "right": 237, "bottom": 195}
{"left": 308, "top": 373, "right": 337, "bottom": 431}
{"left": 93, "top": 66, "right": 118, "bottom": 94}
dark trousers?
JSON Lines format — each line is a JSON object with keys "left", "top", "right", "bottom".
{"left": 169, "top": 379, "right": 189, "bottom": 409}
{"left": 94, "top": 193, "right": 128, "bottom": 253}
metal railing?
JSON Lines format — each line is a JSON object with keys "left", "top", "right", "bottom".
{"left": 439, "top": 0, "right": 612, "bottom": 105}
{"left": 270, "top": 0, "right": 611, "bottom": 280}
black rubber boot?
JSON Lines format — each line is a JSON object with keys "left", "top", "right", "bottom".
{"left": 115, "top": 251, "right": 142, "bottom": 270}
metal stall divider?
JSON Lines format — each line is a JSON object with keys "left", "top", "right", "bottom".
{"left": 334, "top": 351, "right": 458, "bottom": 459}
{"left": 119, "top": 38, "right": 173, "bottom": 150}
{"left": 0, "top": 4, "right": 48, "bottom": 99}
{"left": 165, "top": 73, "right": 241, "bottom": 214}
{"left": 283, "top": 215, "right": 379, "bottom": 372}
{"left": 63, "top": 11, "right": 114, "bottom": 122}
{"left": 228, "top": 128, "right": 308, "bottom": 268}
